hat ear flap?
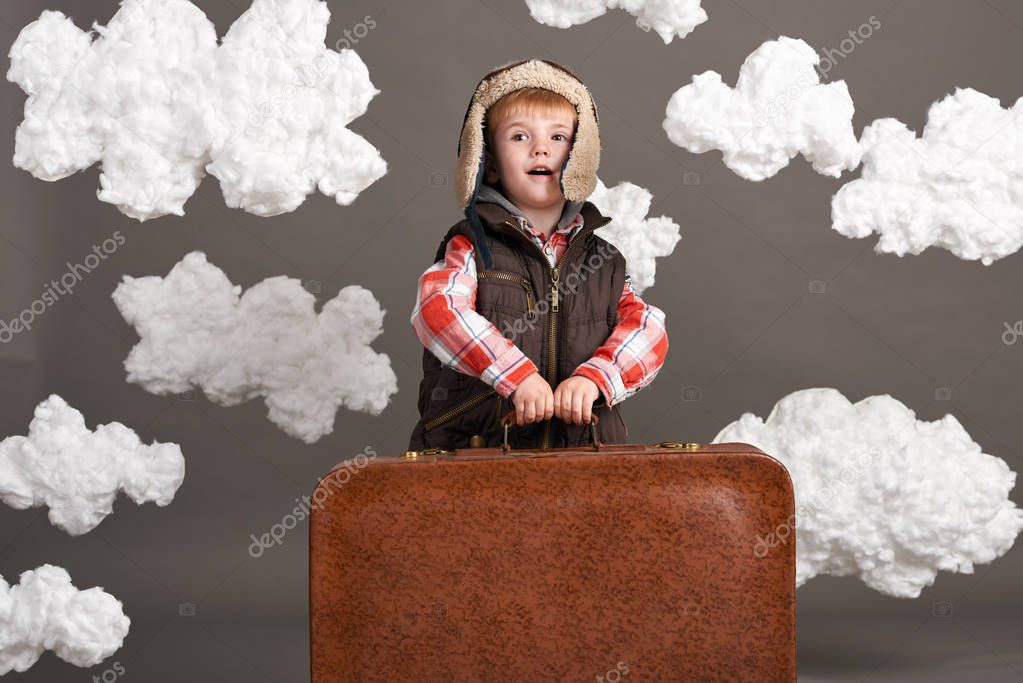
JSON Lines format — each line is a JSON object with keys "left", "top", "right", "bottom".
{"left": 560, "top": 96, "right": 599, "bottom": 202}
{"left": 464, "top": 142, "right": 495, "bottom": 270}
{"left": 455, "top": 100, "right": 486, "bottom": 209}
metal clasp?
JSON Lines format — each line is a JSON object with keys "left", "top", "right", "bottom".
{"left": 404, "top": 448, "right": 450, "bottom": 459}
{"left": 656, "top": 441, "right": 701, "bottom": 450}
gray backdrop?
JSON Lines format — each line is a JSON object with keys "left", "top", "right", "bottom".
{"left": 1, "top": 0, "right": 1021, "bottom": 681}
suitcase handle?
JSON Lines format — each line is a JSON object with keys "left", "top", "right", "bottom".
{"left": 498, "top": 409, "right": 602, "bottom": 453}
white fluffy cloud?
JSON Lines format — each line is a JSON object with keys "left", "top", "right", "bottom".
{"left": 714, "top": 388, "right": 1023, "bottom": 598}
{"left": 524, "top": 0, "right": 707, "bottom": 43}
{"left": 6, "top": 0, "right": 386, "bottom": 220}
{"left": 0, "top": 395, "right": 184, "bottom": 536}
{"left": 0, "top": 565, "right": 130, "bottom": 674}
{"left": 832, "top": 88, "right": 1023, "bottom": 265}
{"left": 663, "top": 36, "right": 862, "bottom": 181}
{"left": 590, "top": 177, "right": 681, "bottom": 294}
{"left": 112, "top": 252, "right": 398, "bottom": 443}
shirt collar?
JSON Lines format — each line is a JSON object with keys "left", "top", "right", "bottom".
{"left": 517, "top": 212, "right": 585, "bottom": 241}
{"left": 476, "top": 184, "right": 586, "bottom": 238}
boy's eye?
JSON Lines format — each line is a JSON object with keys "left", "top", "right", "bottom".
{"left": 511, "top": 132, "right": 569, "bottom": 142}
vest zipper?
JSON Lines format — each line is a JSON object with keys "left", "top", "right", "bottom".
{"left": 423, "top": 387, "right": 497, "bottom": 431}
{"left": 478, "top": 270, "right": 535, "bottom": 315}
{"left": 501, "top": 217, "right": 613, "bottom": 449}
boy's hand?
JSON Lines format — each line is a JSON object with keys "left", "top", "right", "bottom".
{"left": 510, "top": 374, "right": 554, "bottom": 426}
{"left": 553, "top": 376, "right": 601, "bottom": 425}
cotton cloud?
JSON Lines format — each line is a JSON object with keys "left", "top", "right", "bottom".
{"left": 112, "top": 252, "right": 398, "bottom": 443}
{"left": 0, "top": 564, "right": 130, "bottom": 674}
{"left": 524, "top": 0, "right": 707, "bottom": 43}
{"left": 590, "top": 177, "right": 681, "bottom": 294}
{"left": 663, "top": 36, "right": 862, "bottom": 181}
{"left": 832, "top": 88, "right": 1023, "bottom": 265}
{"left": 714, "top": 388, "right": 1023, "bottom": 598}
{"left": 6, "top": 0, "right": 386, "bottom": 220}
{"left": 0, "top": 395, "right": 184, "bottom": 536}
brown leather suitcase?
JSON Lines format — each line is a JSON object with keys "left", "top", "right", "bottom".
{"left": 310, "top": 413, "right": 796, "bottom": 682}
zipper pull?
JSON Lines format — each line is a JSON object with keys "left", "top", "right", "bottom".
{"left": 551, "top": 268, "right": 560, "bottom": 312}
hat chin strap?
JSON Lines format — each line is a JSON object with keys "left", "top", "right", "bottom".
{"left": 465, "top": 140, "right": 495, "bottom": 270}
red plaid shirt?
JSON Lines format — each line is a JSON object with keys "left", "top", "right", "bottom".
{"left": 411, "top": 213, "right": 668, "bottom": 406}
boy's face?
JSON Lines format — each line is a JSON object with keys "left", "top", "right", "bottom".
{"left": 484, "top": 110, "right": 576, "bottom": 213}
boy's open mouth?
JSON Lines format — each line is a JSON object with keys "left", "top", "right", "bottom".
{"left": 527, "top": 167, "right": 553, "bottom": 175}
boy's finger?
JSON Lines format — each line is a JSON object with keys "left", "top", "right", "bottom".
{"left": 544, "top": 393, "right": 554, "bottom": 421}
{"left": 572, "top": 392, "right": 585, "bottom": 425}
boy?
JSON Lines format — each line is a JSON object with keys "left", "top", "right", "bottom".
{"left": 408, "top": 59, "right": 668, "bottom": 450}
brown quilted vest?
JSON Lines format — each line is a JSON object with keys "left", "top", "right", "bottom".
{"left": 408, "top": 200, "right": 629, "bottom": 451}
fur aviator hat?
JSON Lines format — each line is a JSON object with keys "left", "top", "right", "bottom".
{"left": 455, "top": 58, "right": 601, "bottom": 210}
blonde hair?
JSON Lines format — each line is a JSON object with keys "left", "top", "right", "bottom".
{"left": 485, "top": 88, "right": 577, "bottom": 148}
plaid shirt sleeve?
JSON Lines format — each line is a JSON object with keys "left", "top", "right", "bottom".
{"left": 410, "top": 234, "right": 539, "bottom": 399}
{"left": 572, "top": 273, "right": 669, "bottom": 407}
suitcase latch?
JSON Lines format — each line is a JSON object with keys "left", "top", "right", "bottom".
{"left": 404, "top": 448, "right": 450, "bottom": 459}
{"left": 656, "top": 441, "right": 701, "bottom": 450}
